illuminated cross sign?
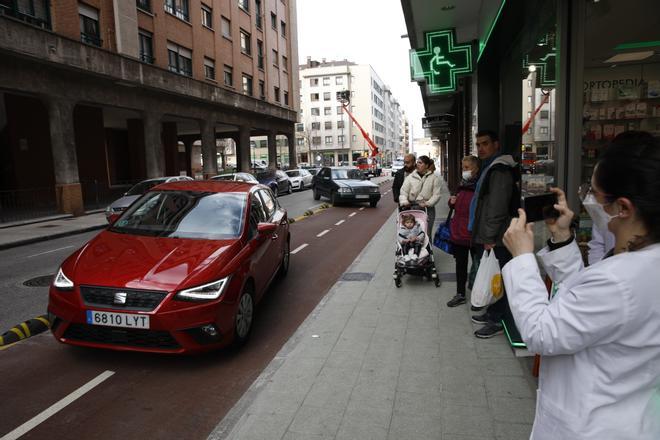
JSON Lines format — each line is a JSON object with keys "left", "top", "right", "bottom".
{"left": 410, "top": 29, "right": 473, "bottom": 95}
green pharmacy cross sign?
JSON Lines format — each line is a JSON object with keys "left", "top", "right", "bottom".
{"left": 410, "top": 29, "right": 473, "bottom": 95}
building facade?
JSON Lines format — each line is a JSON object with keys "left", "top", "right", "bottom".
{"left": 0, "top": 0, "right": 300, "bottom": 222}
{"left": 295, "top": 58, "right": 406, "bottom": 166}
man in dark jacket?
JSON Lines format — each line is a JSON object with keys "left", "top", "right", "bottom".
{"left": 468, "top": 130, "right": 518, "bottom": 338}
{"left": 392, "top": 154, "right": 415, "bottom": 203}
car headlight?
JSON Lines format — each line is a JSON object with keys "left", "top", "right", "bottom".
{"left": 369, "top": 187, "right": 380, "bottom": 193}
{"left": 338, "top": 187, "right": 352, "bottom": 193}
{"left": 176, "top": 276, "right": 231, "bottom": 301}
{"left": 53, "top": 267, "right": 74, "bottom": 290}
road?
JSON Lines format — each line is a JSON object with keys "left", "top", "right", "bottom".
{"left": 0, "top": 179, "right": 395, "bottom": 440}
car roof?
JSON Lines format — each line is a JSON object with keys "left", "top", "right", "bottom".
{"left": 152, "top": 180, "right": 259, "bottom": 193}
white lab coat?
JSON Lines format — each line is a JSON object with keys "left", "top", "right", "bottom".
{"left": 502, "top": 241, "right": 660, "bottom": 440}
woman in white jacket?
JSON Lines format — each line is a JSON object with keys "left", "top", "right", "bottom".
{"left": 398, "top": 155, "right": 442, "bottom": 236}
{"left": 501, "top": 133, "right": 660, "bottom": 440}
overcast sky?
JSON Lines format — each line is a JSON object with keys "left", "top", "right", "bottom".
{"left": 296, "top": 0, "right": 424, "bottom": 141}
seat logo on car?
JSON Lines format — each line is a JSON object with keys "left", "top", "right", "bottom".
{"left": 114, "top": 292, "right": 128, "bottom": 305}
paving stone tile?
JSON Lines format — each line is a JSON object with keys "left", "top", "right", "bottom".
{"left": 494, "top": 422, "right": 533, "bottom": 440}
{"left": 488, "top": 397, "right": 536, "bottom": 423}
{"left": 387, "top": 413, "right": 443, "bottom": 440}
{"left": 288, "top": 405, "right": 344, "bottom": 438}
{"left": 442, "top": 404, "right": 495, "bottom": 437}
{"left": 229, "top": 412, "right": 292, "bottom": 440}
{"left": 393, "top": 390, "right": 444, "bottom": 418}
{"left": 396, "top": 370, "right": 443, "bottom": 395}
{"left": 335, "top": 414, "right": 389, "bottom": 440}
{"left": 484, "top": 376, "right": 535, "bottom": 399}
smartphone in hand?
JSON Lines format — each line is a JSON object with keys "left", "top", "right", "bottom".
{"left": 521, "top": 193, "right": 560, "bottom": 223}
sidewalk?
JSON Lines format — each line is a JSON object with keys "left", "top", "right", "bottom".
{"left": 209, "top": 202, "right": 536, "bottom": 439}
{"left": 0, "top": 212, "right": 107, "bottom": 250}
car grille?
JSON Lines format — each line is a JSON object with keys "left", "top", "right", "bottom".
{"left": 63, "top": 323, "right": 180, "bottom": 349}
{"left": 80, "top": 286, "right": 167, "bottom": 312}
{"left": 353, "top": 187, "right": 373, "bottom": 194}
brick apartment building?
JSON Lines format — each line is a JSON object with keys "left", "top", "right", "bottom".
{"left": 0, "top": 0, "right": 299, "bottom": 221}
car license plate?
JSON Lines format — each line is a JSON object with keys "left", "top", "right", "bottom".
{"left": 356, "top": 194, "right": 369, "bottom": 199}
{"left": 86, "top": 310, "right": 150, "bottom": 329}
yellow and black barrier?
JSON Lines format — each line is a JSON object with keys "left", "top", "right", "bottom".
{"left": 0, "top": 315, "right": 51, "bottom": 348}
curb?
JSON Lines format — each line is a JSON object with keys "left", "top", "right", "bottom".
{"left": 0, "top": 315, "right": 51, "bottom": 349}
{"left": 0, "top": 224, "right": 107, "bottom": 251}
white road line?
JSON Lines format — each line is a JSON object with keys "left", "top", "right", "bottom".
{"left": 317, "top": 229, "right": 330, "bottom": 237}
{"left": 1, "top": 370, "right": 115, "bottom": 440}
{"left": 359, "top": 207, "right": 365, "bottom": 211}
{"left": 335, "top": 220, "right": 345, "bottom": 226}
{"left": 348, "top": 212, "right": 357, "bottom": 217}
{"left": 25, "top": 246, "right": 74, "bottom": 259}
{"left": 290, "top": 243, "right": 308, "bottom": 254}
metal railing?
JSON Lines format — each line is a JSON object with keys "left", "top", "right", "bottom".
{"left": 0, "top": 187, "right": 58, "bottom": 224}
{"left": 81, "top": 32, "right": 102, "bottom": 47}
{"left": 136, "top": 0, "right": 151, "bottom": 13}
{"left": 140, "top": 52, "right": 154, "bottom": 64}
{"left": 0, "top": 3, "right": 51, "bottom": 29}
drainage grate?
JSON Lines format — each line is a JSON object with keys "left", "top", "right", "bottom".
{"left": 23, "top": 274, "right": 55, "bottom": 287}
{"left": 340, "top": 272, "right": 374, "bottom": 282}
{"left": 437, "top": 272, "right": 456, "bottom": 282}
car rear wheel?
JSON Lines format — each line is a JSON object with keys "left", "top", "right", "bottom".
{"left": 313, "top": 187, "right": 321, "bottom": 200}
{"left": 287, "top": 183, "right": 292, "bottom": 194}
{"left": 232, "top": 287, "right": 254, "bottom": 347}
{"left": 271, "top": 184, "right": 279, "bottom": 197}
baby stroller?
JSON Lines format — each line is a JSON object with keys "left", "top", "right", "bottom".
{"left": 393, "top": 206, "right": 441, "bottom": 288}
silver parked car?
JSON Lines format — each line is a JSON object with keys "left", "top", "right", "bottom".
{"left": 210, "top": 172, "right": 258, "bottom": 183}
{"left": 104, "top": 176, "right": 193, "bottom": 223}
{"left": 285, "top": 169, "right": 313, "bottom": 191}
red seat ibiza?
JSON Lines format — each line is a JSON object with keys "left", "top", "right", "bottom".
{"left": 48, "top": 181, "right": 290, "bottom": 354}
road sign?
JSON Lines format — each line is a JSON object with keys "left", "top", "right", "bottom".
{"left": 410, "top": 29, "right": 473, "bottom": 95}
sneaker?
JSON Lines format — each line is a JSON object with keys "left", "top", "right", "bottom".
{"left": 446, "top": 295, "right": 466, "bottom": 307}
{"left": 474, "top": 322, "right": 504, "bottom": 339}
{"left": 471, "top": 313, "right": 491, "bottom": 325}
{"left": 471, "top": 305, "right": 485, "bottom": 312}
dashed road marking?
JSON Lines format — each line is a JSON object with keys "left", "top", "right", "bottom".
{"left": 291, "top": 244, "right": 308, "bottom": 254}
{"left": 335, "top": 220, "right": 345, "bottom": 225}
{"left": 1, "top": 370, "right": 115, "bottom": 440}
{"left": 25, "top": 246, "right": 74, "bottom": 259}
{"left": 359, "top": 207, "right": 365, "bottom": 211}
{"left": 317, "top": 230, "right": 330, "bottom": 237}
{"left": 348, "top": 212, "right": 357, "bottom": 217}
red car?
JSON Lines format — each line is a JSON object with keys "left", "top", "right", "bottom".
{"left": 48, "top": 181, "right": 290, "bottom": 354}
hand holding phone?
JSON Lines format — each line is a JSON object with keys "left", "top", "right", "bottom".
{"left": 521, "top": 193, "right": 560, "bottom": 223}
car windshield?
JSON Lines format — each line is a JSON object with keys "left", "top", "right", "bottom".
{"left": 308, "top": 169, "right": 319, "bottom": 176}
{"left": 286, "top": 171, "right": 300, "bottom": 177}
{"left": 256, "top": 171, "right": 274, "bottom": 180}
{"left": 110, "top": 191, "right": 246, "bottom": 239}
{"left": 212, "top": 175, "right": 235, "bottom": 181}
{"left": 125, "top": 179, "right": 166, "bottom": 196}
{"left": 331, "top": 169, "right": 363, "bottom": 180}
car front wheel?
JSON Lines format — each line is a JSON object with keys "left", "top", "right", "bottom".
{"left": 313, "top": 187, "right": 321, "bottom": 200}
{"left": 370, "top": 200, "right": 378, "bottom": 208}
{"left": 279, "top": 239, "right": 290, "bottom": 278}
{"left": 287, "top": 183, "right": 292, "bottom": 194}
{"left": 232, "top": 286, "right": 254, "bottom": 348}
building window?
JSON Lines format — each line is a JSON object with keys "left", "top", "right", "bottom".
{"left": 310, "top": 78, "right": 319, "bottom": 87}
{"left": 272, "top": 49, "right": 278, "bottom": 67}
{"left": 255, "top": 0, "right": 262, "bottom": 29}
{"left": 336, "top": 106, "right": 343, "bottom": 115}
{"left": 284, "top": 91, "right": 289, "bottom": 106}
{"left": 323, "top": 92, "right": 331, "bottom": 101}
{"left": 167, "top": 42, "right": 192, "bottom": 76}
{"left": 136, "top": 0, "right": 151, "bottom": 13}
{"left": 259, "top": 80, "right": 265, "bottom": 99}
{"left": 312, "top": 136, "right": 321, "bottom": 145}
{"left": 311, "top": 122, "right": 320, "bottom": 130}
{"left": 324, "top": 107, "right": 331, "bottom": 116}
{"left": 238, "top": 0, "right": 249, "bottom": 13}
{"left": 296, "top": 123, "right": 304, "bottom": 132}
{"left": 280, "top": 20, "right": 286, "bottom": 37}
{"left": 527, "top": 95, "right": 532, "bottom": 103}
{"left": 221, "top": 16, "right": 231, "bottom": 38}
{"left": 138, "top": 30, "right": 154, "bottom": 64}
{"left": 201, "top": 4, "right": 212, "bottom": 28}
{"left": 338, "top": 135, "right": 345, "bottom": 143}
{"left": 325, "top": 121, "right": 332, "bottom": 130}
{"left": 242, "top": 74, "right": 253, "bottom": 95}
{"left": 352, "top": 135, "right": 356, "bottom": 142}
{"left": 539, "top": 127, "right": 549, "bottom": 134}
{"left": 240, "top": 30, "right": 251, "bottom": 55}
{"left": 224, "top": 65, "right": 233, "bottom": 86}
{"left": 164, "top": 0, "right": 190, "bottom": 21}
{"left": 336, "top": 76, "right": 343, "bottom": 85}
{"left": 311, "top": 108, "right": 320, "bottom": 116}
{"left": 274, "top": 87, "right": 280, "bottom": 102}
{"left": 282, "top": 55, "right": 287, "bottom": 71}
{"left": 325, "top": 136, "right": 333, "bottom": 145}
{"left": 310, "top": 93, "right": 319, "bottom": 101}
{"left": 79, "top": 4, "right": 102, "bottom": 47}
{"left": 270, "top": 12, "right": 277, "bottom": 30}
{"left": 323, "top": 77, "right": 330, "bottom": 86}
{"left": 540, "top": 110, "right": 549, "bottom": 120}
{"left": 337, "top": 120, "right": 344, "bottom": 128}
{"left": 297, "top": 138, "right": 304, "bottom": 146}
{"left": 204, "top": 57, "right": 215, "bottom": 80}
{"left": 257, "top": 40, "right": 264, "bottom": 69}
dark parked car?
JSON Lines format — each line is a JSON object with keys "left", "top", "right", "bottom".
{"left": 256, "top": 170, "right": 292, "bottom": 196}
{"left": 48, "top": 180, "right": 290, "bottom": 354}
{"left": 312, "top": 167, "right": 381, "bottom": 207}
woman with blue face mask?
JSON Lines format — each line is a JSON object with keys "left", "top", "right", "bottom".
{"left": 501, "top": 131, "right": 660, "bottom": 439}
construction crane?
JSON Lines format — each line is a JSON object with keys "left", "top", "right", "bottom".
{"left": 336, "top": 90, "right": 382, "bottom": 176}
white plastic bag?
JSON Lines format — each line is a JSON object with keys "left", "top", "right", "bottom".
{"left": 470, "top": 250, "right": 504, "bottom": 308}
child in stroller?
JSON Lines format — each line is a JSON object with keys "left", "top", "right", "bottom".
{"left": 394, "top": 207, "right": 440, "bottom": 288}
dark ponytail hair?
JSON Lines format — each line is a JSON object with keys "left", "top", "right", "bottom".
{"left": 594, "top": 131, "right": 660, "bottom": 246}
{"left": 418, "top": 155, "right": 434, "bottom": 167}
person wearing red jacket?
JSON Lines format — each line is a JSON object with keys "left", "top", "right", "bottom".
{"left": 447, "top": 156, "right": 480, "bottom": 307}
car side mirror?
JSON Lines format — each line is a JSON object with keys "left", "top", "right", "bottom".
{"left": 257, "top": 222, "right": 277, "bottom": 235}
{"left": 108, "top": 213, "right": 120, "bottom": 225}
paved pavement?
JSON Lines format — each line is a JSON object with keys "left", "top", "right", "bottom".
{"left": 209, "top": 189, "right": 537, "bottom": 440}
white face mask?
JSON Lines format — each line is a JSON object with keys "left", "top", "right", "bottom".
{"left": 461, "top": 171, "right": 473, "bottom": 180}
{"left": 582, "top": 193, "right": 620, "bottom": 232}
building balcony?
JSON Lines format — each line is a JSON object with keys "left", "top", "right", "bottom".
{"left": 0, "top": 2, "right": 50, "bottom": 29}
{"left": 81, "top": 32, "right": 102, "bottom": 47}
{"left": 140, "top": 52, "right": 154, "bottom": 64}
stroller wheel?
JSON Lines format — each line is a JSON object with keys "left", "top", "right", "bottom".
{"left": 434, "top": 277, "right": 441, "bottom": 287}
{"left": 395, "top": 278, "right": 402, "bottom": 288}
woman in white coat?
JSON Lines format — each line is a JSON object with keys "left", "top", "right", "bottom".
{"left": 398, "top": 155, "right": 442, "bottom": 237}
{"left": 501, "top": 133, "right": 660, "bottom": 440}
